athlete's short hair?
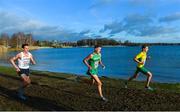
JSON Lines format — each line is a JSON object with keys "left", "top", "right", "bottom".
{"left": 22, "top": 44, "right": 29, "bottom": 48}
{"left": 142, "top": 44, "right": 148, "bottom": 50}
{"left": 94, "top": 45, "right": 102, "bottom": 49}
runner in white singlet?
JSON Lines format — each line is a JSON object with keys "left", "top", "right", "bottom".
{"left": 10, "top": 44, "right": 36, "bottom": 100}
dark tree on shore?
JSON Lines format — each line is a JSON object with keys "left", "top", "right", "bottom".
{"left": 77, "top": 38, "right": 120, "bottom": 46}
{"left": 0, "top": 33, "right": 10, "bottom": 47}
{"left": 8, "top": 32, "right": 35, "bottom": 48}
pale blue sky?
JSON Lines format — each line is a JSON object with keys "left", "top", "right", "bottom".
{"left": 0, "top": 0, "right": 180, "bottom": 42}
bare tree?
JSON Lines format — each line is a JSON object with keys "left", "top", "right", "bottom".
{"left": 0, "top": 33, "right": 10, "bottom": 47}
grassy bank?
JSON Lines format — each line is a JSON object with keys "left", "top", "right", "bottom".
{"left": 0, "top": 66, "right": 180, "bottom": 110}
{"left": 8, "top": 46, "right": 41, "bottom": 51}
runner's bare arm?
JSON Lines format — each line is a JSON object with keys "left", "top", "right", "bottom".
{"left": 30, "top": 55, "right": 36, "bottom": 65}
{"left": 83, "top": 54, "right": 93, "bottom": 69}
{"left": 10, "top": 53, "right": 21, "bottom": 72}
{"left": 99, "top": 60, "right": 105, "bottom": 68}
{"left": 134, "top": 57, "right": 144, "bottom": 64}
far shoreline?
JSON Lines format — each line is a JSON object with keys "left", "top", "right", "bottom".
{"left": 3, "top": 44, "right": 180, "bottom": 52}
{"left": 0, "top": 64, "right": 179, "bottom": 84}
{"left": 8, "top": 46, "right": 53, "bottom": 51}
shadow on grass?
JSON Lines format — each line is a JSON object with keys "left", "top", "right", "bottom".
{"left": 0, "top": 72, "right": 99, "bottom": 100}
{"left": 0, "top": 85, "right": 73, "bottom": 110}
{"left": 0, "top": 73, "right": 19, "bottom": 81}
{"left": 31, "top": 72, "right": 77, "bottom": 82}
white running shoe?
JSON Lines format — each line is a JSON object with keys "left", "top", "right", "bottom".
{"left": 101, "top": 96, "right": 108, "bottom": 102}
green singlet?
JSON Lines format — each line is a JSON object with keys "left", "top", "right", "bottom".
{"left": 87, "top": 52, "right": 101, "bottom": 75}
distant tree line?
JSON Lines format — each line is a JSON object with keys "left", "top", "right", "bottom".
{"left": 33, "top": 38, "right": 120, "bottom": 48}
{"left": 77, "top": 38, "right": 120, "bottom": 46}
{"left": 0, "top": 32, "right": 35, "bottom": 48}
{"left": 122, "top": 40, "right": 180, "bottom": 46}
{"left": 1, "top": 32, "right": 180, "bottom": 48}
{"left": 35, "top": 40, "right": 77, "bottom": 48}
{"left": 76, "top": 39, "right": 180, "bottom": 46}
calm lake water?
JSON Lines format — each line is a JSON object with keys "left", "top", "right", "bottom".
{"left": 0, "top": 46, "right": 180, "bottom": 83}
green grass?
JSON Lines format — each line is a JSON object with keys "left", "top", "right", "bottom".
{"left": 0, "top": 65, "right": 180, "bottom": 110}
{"left": 0, "top": 66, "right": 16, "bottom": 75}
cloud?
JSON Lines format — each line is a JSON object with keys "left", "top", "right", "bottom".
{"left": 100, "top": 21, "right": 124, "bottom": 34}
{"left": 29, "top": 28, "right": 91, "bottom": 42}
{"left": 100, "top": 14, "right": 179, "bottom": 37}
{"left": 133, "top": 26, "right": 178, "bottom": 36}
{"left": 128, "top": 0, "right": 155, "bottom": 6}
{"left": 123, "top": 14, "right": 153, "bottom": 25}
{"left": 0, "top": 11, "right": 91, "bottom": 41}
{"left": 159, "top": 12, "right": 180, "bottom": 23}
{"left": 90, "top": 33, "right": 103, "bottom": 38}
{"left": 89, "top": 0, "right": 117, "bottom": 9}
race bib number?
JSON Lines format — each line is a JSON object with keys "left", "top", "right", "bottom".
{"left": 94, "top": 61, "right": 99, "bottom": 68}
{"left": 22, "top": 58, "right": 30, "bottom": 67}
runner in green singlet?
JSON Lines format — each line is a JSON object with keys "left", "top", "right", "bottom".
{"left": 83, "top": 45, "right": 108, "bottom": 102}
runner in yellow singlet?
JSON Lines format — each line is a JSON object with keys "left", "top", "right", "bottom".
{"left": 125, "top": 45, "right": 154, "bottom": 91}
